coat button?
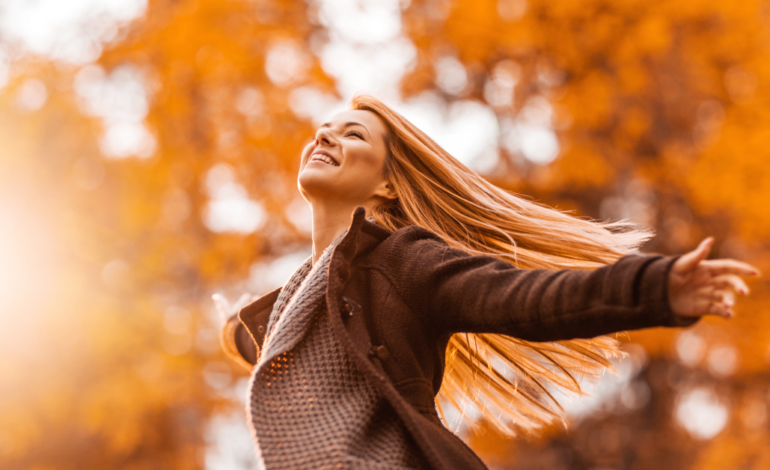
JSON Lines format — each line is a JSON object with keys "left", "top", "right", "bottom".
{"left": 257, "top": 325, "right": 265, "bottom": 334}
{"left": 372, "top": 345, "right": 390, "bottom": 360}
{"left": 341, "top": 300, "right": 353, "bottom": 316}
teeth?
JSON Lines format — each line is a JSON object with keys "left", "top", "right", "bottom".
{"left": 311, "top": 154, "right": 338, "bottom": 166}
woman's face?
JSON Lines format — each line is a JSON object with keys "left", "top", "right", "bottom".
{"left": 298, "top": 109, "right": 394, "bottom": 208}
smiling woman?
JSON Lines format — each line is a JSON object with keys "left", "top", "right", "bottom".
{"left": 221, "top": 94, "right": 759, "bottom": 470}
{"left": 298, "top": 111, "right": 396, "bottom": 247}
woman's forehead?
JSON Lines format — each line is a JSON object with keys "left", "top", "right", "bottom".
{"left": 326, "top": 109, "right": 386, "bottom": 134}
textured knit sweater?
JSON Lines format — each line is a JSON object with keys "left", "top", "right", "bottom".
{"left": 248, "top": 235, "right": 428, "bottom": 469}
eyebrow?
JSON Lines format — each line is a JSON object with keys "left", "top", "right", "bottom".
{"left": 319, "top": 121, "right": 371, "bottom": 138}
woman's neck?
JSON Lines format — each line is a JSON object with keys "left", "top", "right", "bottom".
{"left": 309, "top": 202, "right": 360, "bottom": 265}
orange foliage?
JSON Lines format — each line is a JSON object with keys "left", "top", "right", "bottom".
{"left": 1, "top": 0, "right": 769, "bottom": 468}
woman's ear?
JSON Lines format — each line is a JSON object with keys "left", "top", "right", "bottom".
{"left": 373, "top": 181, "right": 398, "bottom": 201}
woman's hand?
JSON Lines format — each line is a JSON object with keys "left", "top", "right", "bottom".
{"left": 669, "top": 238, "right": 760, "bottom": 319}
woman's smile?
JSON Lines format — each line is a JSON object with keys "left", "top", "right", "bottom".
{"left": 309, "top": 149, "right": 340, "bottom": 166}
{"left": 297, "top": 109, "right": 393, "bottom": 207}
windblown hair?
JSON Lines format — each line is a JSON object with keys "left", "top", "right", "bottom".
{"left": 350, "top": 94, "right": 652, "bottom": 435}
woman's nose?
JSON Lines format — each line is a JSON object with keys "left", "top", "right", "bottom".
{"left": 315, "top": 127, "right": 336, "bottom": 147}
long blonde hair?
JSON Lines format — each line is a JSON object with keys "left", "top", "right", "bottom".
{"left": 351, "top": 94, "right": 651, "bottom": 434}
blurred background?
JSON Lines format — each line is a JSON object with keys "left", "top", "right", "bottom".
{"left": 0, "top": 0, "right": 768, "bottom": 469}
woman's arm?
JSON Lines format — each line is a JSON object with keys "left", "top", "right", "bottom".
{"left": 387, "top": 230, "right": 758, "bottom": 341}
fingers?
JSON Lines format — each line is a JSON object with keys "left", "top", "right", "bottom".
{"left": 707, "top": 300, "right": 733, "bottom": 319}
{"left": 706, "top": 289, "right": 735, "bottom": 318}
{"left": 701, "top": 259, "right": 760, "bottom": 277}
{"left": 711, "top": 274, "right": 750, "bottom": 295}
{"left": 670, "top": 238, "right": 759, "bottom": 321}
{"left": 676, "top": 237, "right": 714, "bottom": 273}
{"left": 709, "top": 289, "right": 735, "bottom": 307}
{"left": 693, "top": 273, "right": 752, "bottom": 320}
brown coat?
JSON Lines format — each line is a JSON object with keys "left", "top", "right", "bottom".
{"left": 223, "top": 207, "right": 695, "bottom": 469}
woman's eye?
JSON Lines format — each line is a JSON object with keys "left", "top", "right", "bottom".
{"left": 346, "top": 131, "right": 363, "bottom": 139}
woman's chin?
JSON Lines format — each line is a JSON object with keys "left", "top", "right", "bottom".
{"left": 298, "top": 171, "right": 339, "bottom": 197}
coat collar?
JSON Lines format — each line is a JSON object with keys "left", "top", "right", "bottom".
{"left": 237, "top": 206, "right": 392, "bottom": 353}
{"left": 336, "top": 206, "right": 393, "bottom": 261}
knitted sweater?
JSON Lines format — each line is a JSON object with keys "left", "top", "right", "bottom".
{"left": 248, "top": 236, "right": 428, "bottom": 469}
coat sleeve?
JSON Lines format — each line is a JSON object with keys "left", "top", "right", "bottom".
{"left": 388, "top": 232, "right": 697, "bottom": 341}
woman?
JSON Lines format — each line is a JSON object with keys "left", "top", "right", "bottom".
{"left": 221, "top": 94, "right": 758, "bottom": 469}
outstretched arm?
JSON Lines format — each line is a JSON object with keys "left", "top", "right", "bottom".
{"left": 669, "top": 237, "right": 759, "bottom": 320}
{"left": 390, "top": 230, "right": 758, "bottom": 341}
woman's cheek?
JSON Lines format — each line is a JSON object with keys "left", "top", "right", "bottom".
{"left": 300, "top": 142, "right": 314, "bottom": 166}
{"left": 349, "top": 147, "right": 382, "bottom": 173}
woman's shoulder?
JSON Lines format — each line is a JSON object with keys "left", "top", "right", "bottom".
{"left": 357, "top": 218, "right": 458, "bottom": 269}
{"left": 361, "top": 218, "right": 448, "bottom": 248}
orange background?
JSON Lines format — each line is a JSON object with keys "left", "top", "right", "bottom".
{"left": 1, "top": 0, "right": 768, "bottom": 468}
